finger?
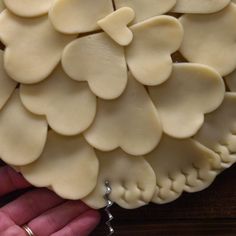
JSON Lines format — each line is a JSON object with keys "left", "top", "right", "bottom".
{"left": 27, "top": 201, "right": 89, "bottom": 236}
{"left": 0, "top": 225, "right": 28, "bottom": 236}
{"left": 0, "top": 166, "right": 30, "bottom": 196}
{"left": 0, "top": 211, "right": 15, "bottom": 232}
{"left": 1, "top": 188, "right": 64, "bottom": 225}
{"left": 52, "top": 210, "right": 101, "bottom": 236}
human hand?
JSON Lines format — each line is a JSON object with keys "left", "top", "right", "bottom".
{"left": 0, "top": 166, "right": 100, "bottom": 236}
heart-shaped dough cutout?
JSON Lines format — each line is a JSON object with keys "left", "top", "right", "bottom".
{"left": 97, "top": 7, "right": 135, "bottom": 46}
{"left": 172, "top": 0, "right": 230, "bottom": 14}
{"left": 62, "top": 32, "right": 127, "bottom": 100}
{"left": 0, "top": 50, "right": 17, "bottom": 110}
{"left": 20, "top": 131, "right": 99, "bottom": 200}
{"left": 0, "top": 90, "right": 48, "bottom": 166}
{"left": 126, "top": 16, "right": 183, "bottom": 86}
{"left": 84, "top": 73, "right": 162, "bottom": 156}
{"left": 195, "top": 93, "right": 236, "bottom": 169}
{"left": 49, "top": 0, "right": 113, "bottom": 34}
{"left": 179, "top": 3, "right": 236, "bottom": 76}
{"left": 20, "top": 65, "right": 97, "bottom": 136}
{"left": 0, "top": 10, "right": 76, "bottom": 84}
{"left": 146, "top": 135, "right": 220, "bottom": 204}
{"left": 4, "top": 0, "right": 53, "bottom": 17}
{"left": 83, "top": 149, "right": 156, "bottom": 209}
{"left": 149, "top": 63, "right": 225, "bottom": 138}
{"left": 114, "top": 0, "right": 176, "bottom": 23}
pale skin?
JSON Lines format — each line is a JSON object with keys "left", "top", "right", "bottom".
{"left": 0, "top": 166, "right": 101, "bottom": 236}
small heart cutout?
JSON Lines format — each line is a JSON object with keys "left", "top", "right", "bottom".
{"left": 98, "top": 7, "right": 135, "bottom": 46}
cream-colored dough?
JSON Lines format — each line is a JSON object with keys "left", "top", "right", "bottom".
{"left": 4, "top": 0, "right": 53, "bottom": 17}
{"left": 180, "top": 3, "right": 236, "bottom": 76}
{"left": 83, "top": 149, "right": 156, "bottom": 209}
{"left": 84, "top": 73, "right": 162, "bottom": 156}
{"left": 172, "top": 0, "right": 230, "bottom": 13}
{"left": 0, "top": 90, "right": 47, "bottom": 166}
{"left": 20, "top": 131, "right": 99, "bottom": 200}
{"left": 225, "top": 69, "right": 236, "bottom": 92}
{"left": 114, "top": 0, "right": 176, "bottom": 23}
{"left": 49, "top": 0, "right": 113, "bottom": 34}
{"left": 149, "top": 63, "right": 225, "bottom": 139}
{"left": 20, "top": 65, "right": 96, "bottom": 136}
{"left": 97, "top": 7, "right": 135, "bottom": 46}
{"left": 195, "top": 93, "right": 236, "bottom": 169}
{"left": 0, "top": 0, "right": 5, "bottom": 12}
{"left": 146, "top": 135, "right": 220, "bottom": 204}
{"left": 126, "top": 16, "right": 183, "bottom": 86}
{"left": 0, "top": 50, "right": 17, "bottom": 110}
{"left": 0, "top": 10, "right": 76, "bottom": 84}
{"left": 62, "top": 32, "right": 127, "bottom": 100}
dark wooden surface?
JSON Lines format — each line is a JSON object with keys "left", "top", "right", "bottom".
{"left": 1, "top": 163, "right": 236, "bottom": 235}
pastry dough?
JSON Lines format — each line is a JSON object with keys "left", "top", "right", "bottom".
{"left": 97, "top": 7, "right": 135, "bottom": 46}
{"left": 0, "top": 10, "right": 76, "bottom": 84}
{"left": 0, "top": 90, "right": 47, "bottom": 166}
{"left": 225, "top": 69, "right": 236, "bottom": 92}
{"left": 84, "top": 73, "right": 162, "bottom": 156}
{"left": 146, "top": 135, "right": 220, "bottom": 204}
{"left": 0, "top": 0, "right": 234, "bottom": 208}
{"left": 0, "top": 0, "right": 4, "bottom": 12}
{"left": 83, "top": 149, "right": 156, "bottom": 209}
{"left": 20, "top": 131, "right": 99, "bottom": 200}
{"left": 172, "top": 0, "right": 231, "bottom": 14}
{"left": 62, "top": 32, "right": 127, "bottom": 100}
{"left": 20, "top": 65, "right": 96, "bottom": 136}
{"left": 0, "top": 50, "right": 17, "bottom": 110}
{"left": 126, "top": 16, "right": 183, "bottom": 86}
{"left": 114, "top": 0, "right": 176, "bottom": 23}
{"left": 49, "top": 0, "right": 113, "bottom": 34}
{"left": 149, "top": 63, "right": 225, "bottom": 138}
{"left": 195, "top": 93, "right": 236, "bottom": 169}
{"left": 4, "top": 0, "right": 53, "bottom": 17}
{"left": 180, "top": 3, "right": 236, "bottom": 76}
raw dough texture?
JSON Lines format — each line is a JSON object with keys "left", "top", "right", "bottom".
{"left": 21, "top": 131, "right": 99, "bottom": 200}
{"left": 83, "top": 149, "right": 156, "bottom": 209}
{"left": 84, "top": 73, "right": 162, "bottom": 156}
{"left": 149, "top": 63, "right": 225, "bottom": 138}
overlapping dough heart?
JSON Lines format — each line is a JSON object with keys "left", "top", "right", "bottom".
{"left": 20, "top": 131, "right": 99, "bottom": 200}
{"left": 126, "top": 15, "right": 183, "bottom": 86}
{"left": 0, "top": 0, "right": 235, "bottom": 209}
{"left": 0, "top": 50, "right": 17, "bottom": 110}
{"left": 0, "top": 10, "right": 76, "bottom": 84}
{"left": 114, "top": 0, "right": 176, "bottom": 23}
{"left": 97, "top": 7, "right": 135, "bottom": 46}
{"left": 62, "top": 32, "right": 127, "bottom": 100}
{"left": 179, "top": 3, "right": 236, "bottom": 76}
{"left": 49, "top": 0, "right": 113, "bottom": 34}
{"left": 4, "top": 0, "right": 53, "bottom": 17}
{"left": 149, "top": 63, "right": 225, "bottom": 138}
{"left": 84, "top": 73, "right": 162, "bottom": 156}
{"left": 20, "top": 65, "right": 97, "bottom": 136}
{"left": 83, "top": 149, "right": 156, "bottom": 209}
{"left": 195, "top": 93, "right": 236, "bottom": 169}
{"left": 172, "top": 0, "right": 231, "bottom": 14}
{"left": 0, "top": 90, "right": 47, "bottom": 166}
{"left": 146, "top": 135, "right": 221, "bottom": 204}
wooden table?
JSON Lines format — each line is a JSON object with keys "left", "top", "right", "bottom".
{"left": 1, "top": 162, "right": 236, "bottom": 236}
